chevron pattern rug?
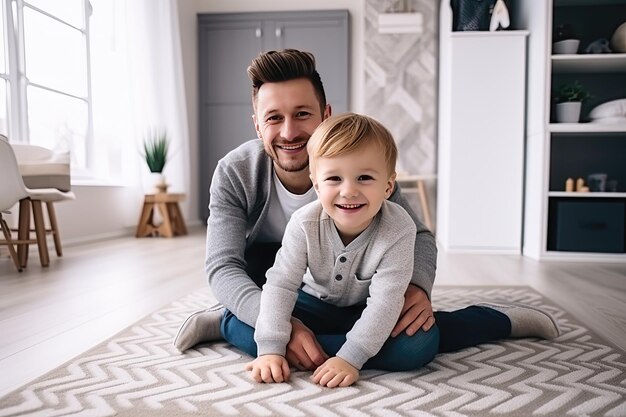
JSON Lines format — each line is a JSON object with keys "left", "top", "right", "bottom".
{"left": 1, "top": 286, "right": 625, "bottom": 417}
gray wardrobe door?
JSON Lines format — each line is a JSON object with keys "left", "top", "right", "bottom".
{"left": 198, "top": 11, "right": 349, "bottom": 220}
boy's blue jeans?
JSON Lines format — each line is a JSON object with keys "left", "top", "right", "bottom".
{"left": 221, "top": 289, "right": 510, "bottom": 371}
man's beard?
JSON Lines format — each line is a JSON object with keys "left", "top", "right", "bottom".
{"left": 265, "top": 150, "right": 310, "bottom": 173}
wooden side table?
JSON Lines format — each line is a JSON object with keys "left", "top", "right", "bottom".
{"left": 136, "top": 193, "right": 188, "bottom": 238}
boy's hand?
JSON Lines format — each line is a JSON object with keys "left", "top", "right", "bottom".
{"left": 245, "top": 354, "right": 290, "bottom": 383}
{"left": 392, "top": 284, "right": 435, "bottom": 337}
{"left": 311, "top": 357, "right": 359, "bottom": 388}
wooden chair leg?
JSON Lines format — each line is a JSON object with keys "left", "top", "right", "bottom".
{"left": 31, "top": 200, "right": 50, "bottom": 267}
{"left": 17, "top": 199, "right": 31, "bottom": 268}
{"left": 46, "top": 202, "right": 63, "bottom": 256}
{"left": 1, "top": 216, "right": 23, "bottom": 272}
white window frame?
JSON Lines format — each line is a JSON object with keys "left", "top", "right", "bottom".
{"left": 2, "top": 0, "right": 94, "bottom": 177}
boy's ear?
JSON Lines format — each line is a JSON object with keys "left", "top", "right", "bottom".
{"left": 385, "top": 173, "right": 397, "bottom": 198}
{"left": 311, "top": 174, "right": 320, "bottom": 195}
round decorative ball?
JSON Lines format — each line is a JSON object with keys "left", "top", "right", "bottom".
{"left": 611, "top": 22, "right": 626, "bottom": 52}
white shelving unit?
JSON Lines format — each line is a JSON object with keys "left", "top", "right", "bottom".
{"left": 437, "top": 2, "right": 528, "bottom": 254}
{"left": 515, "top": 0, "right": 626, "bottom": 261}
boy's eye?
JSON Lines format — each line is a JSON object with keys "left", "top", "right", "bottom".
{"left": 358, "top": 175, "right": 374, "bottom": 181}
{"left": 325, "top": 176, "right": 341, "bottom": 182}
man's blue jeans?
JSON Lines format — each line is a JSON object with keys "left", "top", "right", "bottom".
{"left": 222, "top": 289, "right": 509, "bottom": 371}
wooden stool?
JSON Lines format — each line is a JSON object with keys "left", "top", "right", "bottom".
{"left": 136, "top": 193, "right": 188, "bottom": 238}
{"left": 396, "top": 174, "right": 436, "bottom": 232}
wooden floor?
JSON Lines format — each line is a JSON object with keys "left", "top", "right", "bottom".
{"left": 1, "top": 226, "right": 625, "bottom": 398}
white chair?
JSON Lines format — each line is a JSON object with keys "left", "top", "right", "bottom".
{"left": 0, "top": 137, "right": 75, "bottom": 268}
{"left": 12, "top": 143, "right": 75, "bottom": 264}
{"left": 0, "top": 138, "right": 30, "bottom": 271}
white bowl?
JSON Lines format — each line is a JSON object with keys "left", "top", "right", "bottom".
{"left": 553, "top": 39, "right": 580, "bottom": 54}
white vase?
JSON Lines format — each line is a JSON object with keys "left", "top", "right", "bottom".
{"left": 553, "top": 39, "right": 580, "bottom": 54}
{"left": 556, "top": 102, "right": 582, "bottom": 123}
{"left": 150, "top": 172, "right": 169, "bottom": 194}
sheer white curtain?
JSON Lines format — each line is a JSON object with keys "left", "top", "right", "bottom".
{"left": 91, "top": 0, "right": 190, "bottom": 202}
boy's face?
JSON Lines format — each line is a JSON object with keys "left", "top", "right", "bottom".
{"left": 253, "top": 78, "right": 330, "bottom": 174}
{"left": 311, "top": 140, "right": 395, "bottom": 243}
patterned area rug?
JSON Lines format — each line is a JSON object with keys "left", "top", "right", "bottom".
{"left": 1, "top": 286, "right": 625, "bottom": 417}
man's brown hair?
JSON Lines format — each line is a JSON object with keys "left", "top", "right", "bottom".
{"left": 247, "top": 49, "right": 327, "bottom": 113}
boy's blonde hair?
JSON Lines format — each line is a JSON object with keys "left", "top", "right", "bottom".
{"left": 307, "top": 113, "right": 397, "bottom": 177}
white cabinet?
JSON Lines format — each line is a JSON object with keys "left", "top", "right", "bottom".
{"left": 437, "top": 2, "right": 528, "bottom": 253}
{"left": 515, "top": 0, "right": 626, "bottom": 261}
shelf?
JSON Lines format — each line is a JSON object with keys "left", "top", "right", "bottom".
{"left": 554, "top": 0, "right": 626, "bottom": 5}
{"left": 549, "top": 123, "right": 626, "bottom": 134}
{"left": 552, "top": 54, "right": 626, "bottom": 73}
{"left": 549, "top": 192, "right": 626, "bottom": 198}
{"left": 543, "top": 251, "right": 626, "bottom": 262}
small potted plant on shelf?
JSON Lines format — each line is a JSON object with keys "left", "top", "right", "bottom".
{"left": 553, "top": 24, "right": 580, "bottom": 54}
{"left": 553, "top": 81, "right": 591, "bottom": 123}
{"left": 143, "top": 129, "right": 170, "bottom": 193}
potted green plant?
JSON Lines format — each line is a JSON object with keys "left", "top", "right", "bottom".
{"left": 554, "top": 81, "right": 591, "bottom": 123}
{"left": 143, "top": 130, "right": 170, "bottom": 193}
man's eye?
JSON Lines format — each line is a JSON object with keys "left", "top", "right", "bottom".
{"left": 266, "top": 115, "right": 282, "bottom": 122}
{"left": 296, "top": 111, "right": 311, "bottom": 118}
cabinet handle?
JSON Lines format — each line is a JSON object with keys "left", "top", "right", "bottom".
{"left": 275, "top": 27, "right": 282, "bottom": 37}
{"left": 255, "top": 28, "right": 262, "bottom": 38}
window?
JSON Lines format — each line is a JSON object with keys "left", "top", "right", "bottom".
{"left": 1, "top": 0, "right": 92, "bottom": 175}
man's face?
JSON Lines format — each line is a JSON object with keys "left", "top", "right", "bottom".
{"left": 253, "top": 78, "right": 330, "bottom": 174}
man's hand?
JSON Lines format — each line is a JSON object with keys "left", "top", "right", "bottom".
{"left": 312, "top": 357, "right": 359, "bottom": 388}
{"left": 286, "top": 318, "right": 329, "bottom": 370}
{"left": 245, "top": 354, "right": 290, "bottom": 383}
{"left": 391, "top": 285, "right": 435, "bottom": 337}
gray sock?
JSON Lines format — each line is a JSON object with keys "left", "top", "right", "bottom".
{"left": 477, "top": 302, "right": 561, "bottom": 339}
{"left": 174, "top": 306, "right": 225, "bottom": 352}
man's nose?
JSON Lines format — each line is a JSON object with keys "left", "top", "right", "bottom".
{"left": 280, "top": 118, "right": 299, "bottom": 141}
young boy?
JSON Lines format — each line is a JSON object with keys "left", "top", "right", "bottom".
{"left": 246, "top": 113, "right": 438, "bottom": 388}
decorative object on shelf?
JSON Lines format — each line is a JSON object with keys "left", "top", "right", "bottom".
{"left": 584, "top": 38, "right": 612, "bottom": 54}
{"left": 587, "top": 173, "right": 608, "bottom": 192}
{"left": 611, "top": 21, "right": 626, "bottom": 53}
{"left": 450, "top": 0, "right": 497, "bottom": 31}
{"left": 575, "top": 177, "right": 589, "bottom": 192}
{"left": 606, "top": 179, "right": 618, "bottom": 192}
{"left": 589, "top": 98, "right": 626, "bottom": 125}
{"left": 553, "top": 81, "right": 591, "bottom": 123}
{"left": 565, "top": 177, "right": 574, "bottom": 192}
{"left": 553, "top": 24, "right": 579, "bottom": 54}
{"left": 377, "top": 0, "right": 423, "bottom": 34}
{"left": 143, "top": 129, "right": 170, "bottom": 193}
{"left": 489, "top": 0, "right": 510, "bottom": 32}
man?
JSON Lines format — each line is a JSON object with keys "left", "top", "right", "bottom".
{"left": 175, "top": 49, "right": 559, "bottom": 371}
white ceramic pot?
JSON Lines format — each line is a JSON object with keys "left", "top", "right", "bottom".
{"left": 556, "top": 102, "right": 582, "bottom": 123}
{"left": 553, "top": 39, "right": 580, "bottom": 54}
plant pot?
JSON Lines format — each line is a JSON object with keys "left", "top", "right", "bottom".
{"left": 556, "top": 101, "right": 582, "bottom": 123}
{"left": 553, "top": 39, "right": 580, "bottom": 54}
{"left": 151, "top": 172, "right": 169, "bottom": 194}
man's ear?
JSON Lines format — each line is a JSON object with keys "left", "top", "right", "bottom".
{"left": 323, "top": 104, "right": 332, "bottom": 119}
{"left": 385, "top": 173, "right": 397, "bottom": 199}
{"left": 252, "top": 114, "right": 261, "bottom": 139}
